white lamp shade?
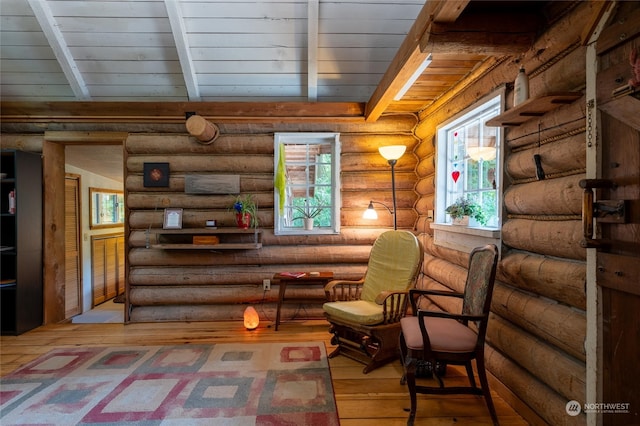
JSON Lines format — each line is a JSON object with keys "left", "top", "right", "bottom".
{"left": 378, "top": 145, "right": 406, "bottom": 161}
{"left": 467, "top": 146, "right": 496, "bottom": 162}
{"left": 363, "top": 205, "right": 378, "bottom": 220}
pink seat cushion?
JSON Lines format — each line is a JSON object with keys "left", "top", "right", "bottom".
{"left": 400, "top": 316, "right": 478, "bottom": 353}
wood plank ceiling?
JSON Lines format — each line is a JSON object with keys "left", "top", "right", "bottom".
{"left": 0, "top": 0, "right": 545, "bottom": 123}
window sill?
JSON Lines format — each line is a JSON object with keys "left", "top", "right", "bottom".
{"left": 431, "top": 223, "right": 501, "bottom": 254}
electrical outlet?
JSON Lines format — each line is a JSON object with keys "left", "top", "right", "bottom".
{"left": 263, "top": 279, "right": 271, "bottom": 291}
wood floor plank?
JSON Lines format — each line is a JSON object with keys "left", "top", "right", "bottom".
{"left": 0, "top": 319, "right": 529, "bottom": 425}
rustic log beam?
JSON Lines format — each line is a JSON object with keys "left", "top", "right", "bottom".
{"left": 504, "top": 175, "right": 584, "bottom": 216}
{"left": 365, "top": 1, "right": 467, "bottom": 122}
{"left": 0, "top": 101, "right": 366, "bottom": 123}
{"left": 422, "top": 12, "right": 539, "bottom": 55}
{"left": 506, "top": 135, "right": 585, "bottom": 180}
{"left": 502, "top": 219, "right": 585, "bottom": 260}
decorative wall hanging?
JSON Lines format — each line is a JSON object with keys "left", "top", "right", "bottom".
{"left": 143, "top": 162, "right": 170, "bottom": 187}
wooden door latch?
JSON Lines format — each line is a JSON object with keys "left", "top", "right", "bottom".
{"left": 579, "top": 179, "right": 628, "bottom": 248}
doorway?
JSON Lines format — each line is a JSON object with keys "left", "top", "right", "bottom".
{"left": 42, "top": 132, "right": 127, "bottom": 324}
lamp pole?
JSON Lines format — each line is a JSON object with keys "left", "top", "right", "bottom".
{"left": 388, "top": 159, "right": 398, "bottom": 230}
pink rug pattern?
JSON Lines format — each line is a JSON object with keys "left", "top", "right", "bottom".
{"left": 0, "top": 342, "right": 339, "bottom": 425}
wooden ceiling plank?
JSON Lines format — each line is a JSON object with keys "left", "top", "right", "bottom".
{"left": 27, "top": 0, "right": 90, "bottom": 100}
{"left": 365, "top": 4, "right": 437, "bottom": 121}
{"left": 164, "top": 0, "right": 200, "bottom": 101}
{"left": 308, "top": 0, "right": 319, "bottom": 101}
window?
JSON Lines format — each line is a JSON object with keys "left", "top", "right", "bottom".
{"left": 89, "top": 187, "right": 124, "bottom": 229}
{"left": 436, "top": 94, "right": 503, "bottom": 229}
{"left": 274, "top": 133, "right": 340, "bottom": 235}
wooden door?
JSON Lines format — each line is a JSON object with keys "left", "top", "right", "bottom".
{"left": 597, "top": 113, "right": 639, "bottom": 425}
{"left": 64, "top": 175, "right": 82, "bottom": 318}
{"left": 91, "top": 238, "right": 107, "bottom": 306}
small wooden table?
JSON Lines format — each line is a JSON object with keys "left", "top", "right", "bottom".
{"left": 273, "top": 272, "right": 334, "bottom": 331}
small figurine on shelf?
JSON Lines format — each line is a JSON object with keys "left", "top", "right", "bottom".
{"left": 8, "top": 189, "right": 16, "bottom": 214}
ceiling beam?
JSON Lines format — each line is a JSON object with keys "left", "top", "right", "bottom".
{"left": 164, "top": 0, "right": 200, "bottom": 101}
{"left": 422, "top": 12, "right": 539, "bottom": 55}
{"left": 307, "top": 0, "right": 319, "bottom": 101}
{"left": 0, "top": 101, "right": 367, "bottom": 124}
{"left": 365, "top": 0, "right": 469, "bottom": 122}
{"left": 27, "top": 0, "right": 90, "bottom": 100}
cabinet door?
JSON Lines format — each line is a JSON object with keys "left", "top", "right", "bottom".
{"left": 92, "top": 239, "right": 106, "bottom": 306}
{"left": 105, "top": 237, "right": 118, "bottom": 299}
{"left": 117, "top": 235, "right": 125, "bottom": 295}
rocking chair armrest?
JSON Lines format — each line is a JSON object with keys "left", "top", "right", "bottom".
{"left": 408, "top": 288, "right": 464, "bottom": 314}
{"left": 375, "top": 290, "right": 410, "bottom": 324}
{"left": 374, "top": 290, "right": 407, "bottom": 305}
{"left": 324, "top": 278, "right": 365, "bottom": 301}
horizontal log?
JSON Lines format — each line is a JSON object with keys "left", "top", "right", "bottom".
{"left": 126, "top": 192, "right": 272, "bottom": 210}
{"left": 129, "top": 228, "right": 384, "bottom": 249}
{"left": 127, "top": 155, "right": 273, "bottom": 174}
{"left": 128, "top": 245, "right": 373, "bottom": 267}
{"left": 128, "top": 303, "right": 325, "bottom": 323}
{"left": 339, "top": 134, "right": 417, "bottom": 154}
{"left": 505, "top": 95, "right": 586, "bottom": 149}
{"left": 126, "top": 174, "right": 272, "bottom": 193}
{"left": 415, "top": 155, "right": 435, "bottom": 177}
{"left": 0, "top": 134, "right": 44, "bottom": 151}
{"left": 340, "top": 190, "right": 417, "bottom": 209}
{"left": 413, "top": 195, "right": 434, "bottom": 215}
{"left": 502, "top": 219, "right": 585, "bottom": 260}
{"left": 488, "top": 315, "right": 585, "bottom": 402}
{"left": 341, "top": 152, "right": 417, "bottom": 172}
{"left": 342, "top": 171, "right": 416, "bottom": 190}
{"left": 506, "top": 134, "right": 585, "bottom": 180}
{"left": 491, "top": 284, "right": 586, "bottom": 362}
{"left": 129, "top": 285, "right": 329, "bottom": 306}
{"left": 499, "top": 251, "right": 586, "bottom": 310}
{"left": 504, "top": 175, "right": 584, "bottom": 215}
{"left": 485, "top": 346, "right": 585, "bottom": 426}
{"left": 126, "top": 134, "right": 273, "bottom": 155}
{"left": 414, "top": 175, "right": 435, "bottom": 196}
{"left": 129, "top": 265, "right": 365, "bottom": 285}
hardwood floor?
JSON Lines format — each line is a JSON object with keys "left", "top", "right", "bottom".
{"left": 0, "top": 319, "right": 529, "bottom": 425}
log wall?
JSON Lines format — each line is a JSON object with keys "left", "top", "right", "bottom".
{"left": 410, "top": 2, "right": 595, "bottom": 425}
{"left": 124, "top": 116, "right": 419, "bottom": 322}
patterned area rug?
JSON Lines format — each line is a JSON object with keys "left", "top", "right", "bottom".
{"left": 0, "top": 342, "right": 339, "bottom": 425}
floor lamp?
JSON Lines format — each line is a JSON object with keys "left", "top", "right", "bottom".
{"left": 378, "top": 145, "right": 406, "bottom": 230}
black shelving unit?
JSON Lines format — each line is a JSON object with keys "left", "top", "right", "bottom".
{"left": 1, "top": 150, "right": 43, "bottom": 335}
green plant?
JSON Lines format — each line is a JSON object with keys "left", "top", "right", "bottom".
{"left": 293, "top": 199, "right": 322, "bottom": 220}
{"left": 231, "top": 194, "right": 259, "bottom": 227}
{"left": 445, "top": 197, "right": 487, "bottom": 225}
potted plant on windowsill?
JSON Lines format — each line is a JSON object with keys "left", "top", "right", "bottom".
{"left": 232, "top": 194, "right": 259, "bottom": 229}
{"left": 445, "top": 197, "right": 487, "bottom": 226}
{"left": 294, "top": 199, "right": 322, "bottom": 230}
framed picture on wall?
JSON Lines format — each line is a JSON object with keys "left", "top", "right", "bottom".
{"left": 143, "top": 162, "right": 170, "bottom": 187}
{"left": 163, "top": 208, "right": 183, "bottom": 229}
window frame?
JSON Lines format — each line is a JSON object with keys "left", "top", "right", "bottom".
{"left": 432, "top": 90, "right": 505, "bottom": 252}
{"left": 273, "top": 132, "right": 341, "bottom": 236}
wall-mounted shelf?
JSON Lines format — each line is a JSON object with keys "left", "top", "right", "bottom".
{"left": 147, "top": 228, "right": 262, "bottom": 250}
{"left": 486, "top": 92, "right": 582, "bottom": 127}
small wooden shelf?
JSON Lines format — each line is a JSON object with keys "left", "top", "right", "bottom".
{"left": 147, "top": 228, "right": 263, "bottom": 250}
{"left": 486, "top": 92, "right": 582, "bottom": 127}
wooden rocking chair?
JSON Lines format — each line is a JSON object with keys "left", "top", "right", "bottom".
{"left": 323, "top": 230, "right": 423, "bottom": 373}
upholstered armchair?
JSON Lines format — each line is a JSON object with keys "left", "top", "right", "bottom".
{"left": 323, "top": 230, "right": 423, "bottom": 373}
{"left": 399, "top": 244, "right": 499, "bottom": 425}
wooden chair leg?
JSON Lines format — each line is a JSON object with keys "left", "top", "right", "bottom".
{"left": 476, "top": 357, "right": 499, "bottom": 426}
{"left": 405, "top": 364, "right": 417, "bottom": 426}
{"left": 465, "top": 361, "right": 477, "bottom": 388}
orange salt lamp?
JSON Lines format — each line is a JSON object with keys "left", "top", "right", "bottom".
{"left": 243, "top": 306, "right": 259, "bottom": 330}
